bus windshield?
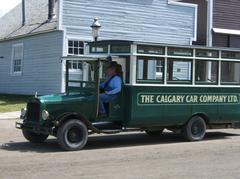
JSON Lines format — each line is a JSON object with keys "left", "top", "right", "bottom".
{"left": 66, "top": 60, "right": 96, "bottom": 90}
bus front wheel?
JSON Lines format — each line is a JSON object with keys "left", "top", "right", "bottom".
{"left": 182, "top": 116, "right": 206, "bottom": 141}
{"left": 57, "top": 119, "right": 88, "bottom": 151}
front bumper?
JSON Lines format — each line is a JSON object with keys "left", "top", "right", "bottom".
{"left": 15, "top": 120, "right": 53, "bottom": 135}
{"left": 15, "top": 120, "right": 23, "bottom": 129}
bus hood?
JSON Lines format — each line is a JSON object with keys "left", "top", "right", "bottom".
{"left": 38, "top": 92, "right": 96, "bottom": 104}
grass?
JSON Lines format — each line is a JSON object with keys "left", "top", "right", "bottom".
{"left": 0, "top": 94, "right": 33, "bottom": 113}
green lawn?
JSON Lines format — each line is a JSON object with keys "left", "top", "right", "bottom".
{"left": 0, "top": 94, "right": 32, "bottom": 113}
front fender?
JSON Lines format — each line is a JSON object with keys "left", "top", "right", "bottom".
{"left": 54, "top": 112, "right": 100, "bottom": 133}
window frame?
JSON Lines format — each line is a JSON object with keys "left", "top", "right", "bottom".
{"left": 167, "top": 58, "right": 193, "bottom": 84}
{"left": 196, "top": 49, "right": 219, "bottom": 58}
{"left": 221, "top": 51, "right": 240, "bottom": 60}
{"left": 220, "top": 60, "right": 240, "bottom": 85}
{"left": 167, "top": 47, "right": 193, "bottom": 57}
{"left": 90, "top": 44, "right": 108, "bottom": 53}
{"left": 110, "top": 44, "right": 131, "bottom": 53}
{"left": 137, "top": 45, "right": 165, "bottom": 55}
{"left": 195, "top": 59, "right": 219, "bottom": 85}
{"left": 67, "top": 39, "right": 85, "bottom": 56}
{"left": 136, "top": 56, "right": 165, "bottom": 84}
{"left": 11, "top": 43, "right": 24, "bottom": 76}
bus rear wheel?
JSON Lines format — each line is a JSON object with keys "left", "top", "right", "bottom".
{"left": 57, "top": 119, "right": 88, "bottom": 151}
{"left": 145, "top": 128, "right": 164, "bottom": 136}
{"left": 182, "top": 116, "right": 206, "bottom": 141}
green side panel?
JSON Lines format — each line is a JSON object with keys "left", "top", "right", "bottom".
{"left": 106, "top": 95, "right": 122, "bottom": 121}
{"left": 123, "top": 86, "right": 240, "bottom": 128}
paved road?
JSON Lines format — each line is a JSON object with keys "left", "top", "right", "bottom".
{"left": 0, "top": 119, "right": 240, "bottom": 179}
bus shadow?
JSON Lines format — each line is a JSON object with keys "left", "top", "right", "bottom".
{"left": 1, "top": 131, "right": 239, "bottom": 153}
{"left": 85, "top": 131, "right": 239, "bottom": 150}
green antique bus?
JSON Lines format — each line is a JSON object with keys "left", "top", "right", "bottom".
{"left": 16, "top": 40, "right": 240, "bottom": 151}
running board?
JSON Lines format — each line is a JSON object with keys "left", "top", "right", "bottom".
{"left": 233, "top": 122, "right": 240, "bottom": 129}
{"left": 92, "top": 121, "right": 122, "bottom": 130}
{"left": 90, "top": 121, "right": 141, "bottom": 134}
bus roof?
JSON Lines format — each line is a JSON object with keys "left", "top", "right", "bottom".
{"left": 88, "top": 40, "right": 240, "bottom": 52}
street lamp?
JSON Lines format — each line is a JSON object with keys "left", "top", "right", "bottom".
{"left": 91, "top": 18, "right": 101, "bottom": 42}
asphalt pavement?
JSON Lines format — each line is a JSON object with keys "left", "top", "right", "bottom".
{"left": 0, "top": 111, "right": 20, "bottom": 120}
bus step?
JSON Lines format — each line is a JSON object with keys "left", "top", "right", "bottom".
{"left": 233, "top": 122, "right": 240, "bottom": 129}
{"left": 92, "top": 121, "right": 122, "bottom": 131}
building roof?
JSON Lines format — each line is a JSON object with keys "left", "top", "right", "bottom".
{"left": 0, "top": 0, "right": 58, "bottom": 41}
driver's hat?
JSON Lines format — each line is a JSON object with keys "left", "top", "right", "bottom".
{"left": 106, "top": 61, "right": 118, "bottom": 69}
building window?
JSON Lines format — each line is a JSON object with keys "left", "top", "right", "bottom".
{"left": 195, "top": 60, "right": 218, "bottom": 84}
{"left": 11, "top": 44, "right": 23, "bottom": 75}
{"left": 167, "top": 59, "right": 192, "bottom": 83}
{"left": 156, "top": 60, "right": 163, "bottom": 73}
{"left": 68, "top": 40, "right": 84, "bottom": 55}
{"left": 68, "top": 60, "right": 83, "bottom": 70}
{"left": 137, "top": 57, "right": 164, "bottom": 83}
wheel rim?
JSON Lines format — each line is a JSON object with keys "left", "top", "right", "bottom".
{"left": 191, "top": 120, "right": 205, "bottom": 138}
{"left": 66, "top": 126, "right": 83, "bottom": 145}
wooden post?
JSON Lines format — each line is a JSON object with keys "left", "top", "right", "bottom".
{"left": 65, "top": 60, "right": 69, "bottom": 91}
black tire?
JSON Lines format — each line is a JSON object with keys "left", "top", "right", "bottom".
{"left": 182, "top": 116, "right": 206, "bottom": 141}
{"left": 57, "top": 119, "right": 88, "bottom": 151}
{"left": 22, "top": 129, "right": 48, "bottom": 143}
{"left": 145, "top": 128, "right": 164, "bottom": 136}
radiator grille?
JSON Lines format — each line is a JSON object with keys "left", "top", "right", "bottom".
{"left": 26, "top": 102, "right": 40, "bottom": 122}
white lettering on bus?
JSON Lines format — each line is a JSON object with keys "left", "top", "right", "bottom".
{"left": 140, "top": 95, "right": 154, "bottom": 103}
{"left": 186, "top": 95, "right": 198, "bottom": 103}
{"left": 139, "top": 94, "right": 239, "bottom": 104}
{"left": 156, "top": 95, "right": 185, "bottom": 103}
{"left": 199, "top": 95, "right": 228, "bottom": 103}
{"left": 227, "top": 95, "right": 239, "bottom": 103}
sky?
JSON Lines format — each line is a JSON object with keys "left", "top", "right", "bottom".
{"left": 0, "top": 0, "right": 21, "bottom": 18}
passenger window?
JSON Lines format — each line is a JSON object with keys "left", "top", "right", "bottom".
{"left": 221, "top": 61, "right": 240, "bottom": 85}
{"left": 137, "top": 57, "right": 164, "bottom": 83}
{"left": 167, "top": 59, "right": 192, "bottom": 83}
{"left": 195, "top": 60, "right": 218, "bottom": 84}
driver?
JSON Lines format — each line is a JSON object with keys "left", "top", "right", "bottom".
{"left": 99, "top": 61, "right": 122, "bottom": 117}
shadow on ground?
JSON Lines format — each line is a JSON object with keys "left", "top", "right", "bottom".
{"left": 1, "top": 131, "right": 239, "bottom": 153}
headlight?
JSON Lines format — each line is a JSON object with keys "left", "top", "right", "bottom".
{"left": 20, "top": 108, "right": 27, "bottom": 118}
{"left": 42, "top": 110, "right": 49, "bottom": 120}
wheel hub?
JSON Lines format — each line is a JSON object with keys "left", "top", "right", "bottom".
{"left": 191, "top": 121, "right": 204, "bottom": 136}
{"left": 67, "top": 127, "right": 83, "bottom": 143}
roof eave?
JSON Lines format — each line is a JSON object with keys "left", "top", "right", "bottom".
{"left": 0, "top": 29, "right": 61, "bottom": 42}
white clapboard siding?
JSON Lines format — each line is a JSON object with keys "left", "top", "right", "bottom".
{"left": 0, "top": 31, "right": 63, "bottom": 95}
{"left": 61, "top": 0, "right": 196, "bottom": 45}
